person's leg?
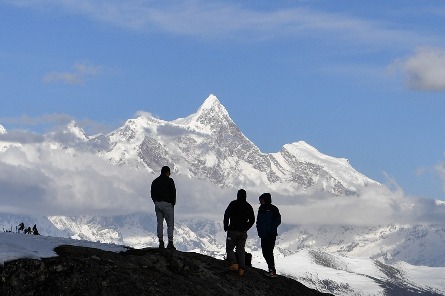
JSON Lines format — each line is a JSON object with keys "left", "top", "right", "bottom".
{"left": 155, "top": 202, "right": 164, "bottom": 245}
{"left": 164, "top": 203, "right": 174, "bottom": 243}
{"left": 226, "top": 231, "right": 237, "bottom": 265}
{"left": 268, "top": 235, "right": 276, "bottom": 272}
{"left": 162, "top": 202, "right": 175, "bottom": 249}
{"left": 261, "top": 236, "right": 276, "bottom": 272}
{"left": 236, "top": 232, "right": 247, "bottom": 270}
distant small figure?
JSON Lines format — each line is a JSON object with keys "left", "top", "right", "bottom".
{"left": 24, "top": 227, "right": 32, "bottom": 234}
{"left": 18, "top": 222, "right": 25, "bottom": 233}
{"left": 256, "top": 193, "right": 281, "bottom": 278}
{"left": 32, "top": 224, "right": 40, "bottom": 235}
{"left": 151, "top": 166, "right": 176, "bottom": 250}
{"left": 223, "top": 189, "right": 255, "bottom": 277}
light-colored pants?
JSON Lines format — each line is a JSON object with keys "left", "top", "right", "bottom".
{"left": 155, "top": 201, "right": 174, "bottom": 242}
{"left": 226, "top": 230, "right": 247, "bottom": 269}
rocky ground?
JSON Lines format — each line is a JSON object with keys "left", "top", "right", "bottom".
{"left": 0, "top": 245, "right": 332, "bottom": 296}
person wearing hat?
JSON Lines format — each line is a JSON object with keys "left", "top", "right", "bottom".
{"left": 256, "top": 193, "right": 281, "bottom": 277}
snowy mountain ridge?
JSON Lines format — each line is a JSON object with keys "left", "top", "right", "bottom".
{"left": 50, "top": 94, "right": 376, "bottom": 195}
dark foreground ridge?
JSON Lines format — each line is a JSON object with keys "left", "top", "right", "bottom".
{"left": 0, "top": 245, "right": 332, "bottom": 296}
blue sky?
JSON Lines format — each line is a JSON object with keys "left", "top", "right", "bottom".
{"left": 1, "top": 0, "right": 445, "bottom": 201}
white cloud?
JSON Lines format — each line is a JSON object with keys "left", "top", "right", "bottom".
{"left": 43, "top": 72, "right": 83, "bottom": 85}
{"left": 0, "top": 144, "right": 151, "bottom": 216}
{"left": 1, "top": 114, "right": 74, "bottom": 127}
{"left": 0, "top": 139, "right": 443, "bottom": 226}
{"left": 273, "top": 176, "right": 445, "bottom": 225}
{"left": 0, "top": 130, "right": 44, "bottom": 144}
{"left": 435, "top": 160, "right": 445, "bottom": 194}
{"left": 135, "top": 111, "right": 156, "bottom": 119}
{"left": 43, "top": 62, "right": 101, "bottom": 85}
{"left": 0, "top": 125, "right": 444, "bottom": 224}
{"left": 0, "top": 141, "right": 233, "bottom": 218}
{"left": 0, "top": 114, "right": 113, "bottom": 137}
{"left": 389, "top": 47, "right": 445, "bottom": 91}
{"left": 5, "top": 0, "right": 430, "bottom": 46}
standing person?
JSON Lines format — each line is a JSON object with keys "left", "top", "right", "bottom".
{"left": 151, "top": 166, "right": 176, "bottom": 250}
{"left": 256, "top": 193, "right": 281, "bottom": 278}
{"left": 223, "top": 189, "right": 255, "bottom": 277}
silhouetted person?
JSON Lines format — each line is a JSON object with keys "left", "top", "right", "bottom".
{"left": 151, "top": 166, "right": 176, "bottom": 250}
{"left": 18, "top": 222, "right": 25, "bottom": 233}
{"left": 32, "top": 224, "right": 40, "bottom": 235}
{"left": 256, "top": 193, "right": 281, "bottom": 277}
{"left": 224, "top": 189, "right": 255, "bottom": 277}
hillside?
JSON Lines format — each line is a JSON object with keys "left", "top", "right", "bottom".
{"left": 0, "top": 245, "right": 331, "bottom": 296}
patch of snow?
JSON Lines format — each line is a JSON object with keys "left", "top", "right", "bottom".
{"left": 0, "top": 232, "right": 126, "bottom": 265}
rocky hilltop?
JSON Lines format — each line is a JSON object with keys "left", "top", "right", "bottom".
{"left": 0, "top": 245, "right": 331, "bottom": 296}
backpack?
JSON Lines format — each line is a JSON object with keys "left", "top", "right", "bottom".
{"left": 245, "top": 252, "right": 252, "bottom": 267}
{"left": 235, "top": 252, "right": 252, "bottom": 267}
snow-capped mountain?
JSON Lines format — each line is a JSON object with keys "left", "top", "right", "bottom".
{"left": 69, "top": 94, "right": 376, "bottom": 195}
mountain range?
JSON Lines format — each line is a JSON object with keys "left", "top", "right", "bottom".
{"left": 0, "top": 94, "right": 444, "bottom": 295}
{"left": 40, "top": 94, "right": 377, "bottom": 196}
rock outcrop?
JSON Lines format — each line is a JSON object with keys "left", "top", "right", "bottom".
{"left": 0, "top": 245, "right": 331, "bottom": 296}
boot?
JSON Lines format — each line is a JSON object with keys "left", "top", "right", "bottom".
{"left": 158, "top": 240, "right": 164, "bottom": 249}
{"left": 228, "top": 263, "right": 239, "bottom": 271}
{"left": 167, "top": 241, "right": 176, "bottom": 250}
{"left": 239, "top": 268, "right": 245, "bottom": 277}
{"left": 265, "top": 268, "right": 277, "bottom": 278}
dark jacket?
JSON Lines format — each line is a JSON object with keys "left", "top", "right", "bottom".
{"left": 224, "top": 191, "right": 255, "bottom": 232}
{"left": 256, "top": 193, "right": 281, "bottom": 238}
{"left": 151, "top": 174, "right": 176, "bottom": 205}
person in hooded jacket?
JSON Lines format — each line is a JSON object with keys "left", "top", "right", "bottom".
{"left": 256, "top": 193, "right": 281, "bottom": 277}
{"left": 223, "top": 189, "right": 255, "bottom": 276}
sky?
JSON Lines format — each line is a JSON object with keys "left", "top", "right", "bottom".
{"left": 1, "top": 0, "right": 445, "bottom": 202}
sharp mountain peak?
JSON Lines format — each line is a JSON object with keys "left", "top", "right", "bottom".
{"left": 197, "top": 94, "right": 227, "bottom": 114}
{"left": 172, "top": 94, "right": 235, "bottom": 134}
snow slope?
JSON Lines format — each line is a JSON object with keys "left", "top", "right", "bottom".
{"left": 0, "top": 232, "right": 126, "bottom": 265}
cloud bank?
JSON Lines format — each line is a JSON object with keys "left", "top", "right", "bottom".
{"left": 0, "top": 138, "right": 443, "bottom": 225}
{"left": 275, "top": 183, "right": 445, "bottom": 225}
{"left": 0, "top": 144, "right": 150, "bottom": 216}
{"left": 0, "top": 138, "right": 235, "bottom": 218}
